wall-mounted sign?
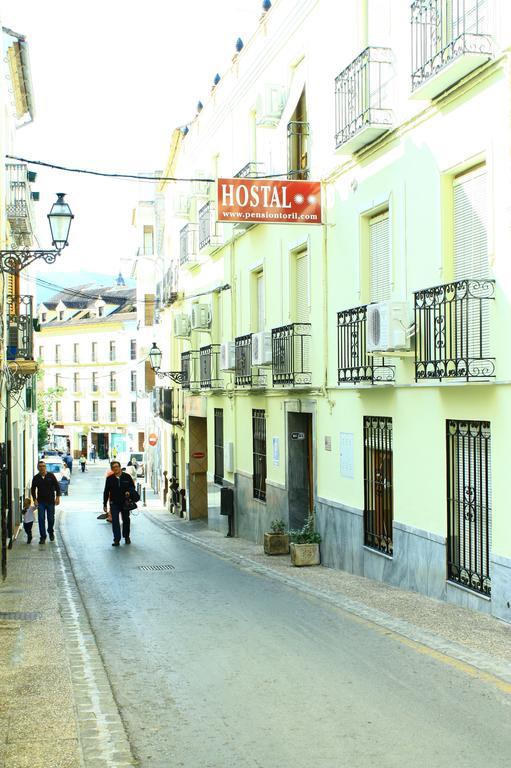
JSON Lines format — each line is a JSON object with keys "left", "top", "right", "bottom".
{"left": 324, "top": 436, "right": 332, "bottom": 452}
{"left": 217, "top": 178, "right": 322, "bottom": 225}
{"left": 148, "top": 433, "right": 158, "bottom": 446}
{"left": 192, "top": 451, "right": 206, "bottom": 460}
{"left": 291, "top": 432, "right": 305, "bottom": 441}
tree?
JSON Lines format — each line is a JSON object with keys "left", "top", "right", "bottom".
{"left": 37, "top": 385, "right": 66, "bottom": 449}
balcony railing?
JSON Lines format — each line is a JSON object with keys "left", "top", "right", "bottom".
{"left": 234, "top": 162, "right": 263, "bottom": 179}
{"left": 335, "top": 47, "right": 393, "bottom": 153}
{"left": 6, "top": 163, "right": 35, "bottom": 243}
{"left": 181, "top": 350, "right": 199, "bottom": 391}
{"left": 414, "top": 279, "right": 495, "bottom": 381}
{"left": 337, "top": 306, "right": 395, "bottom": 384}
{"left": 411, "top": 0, "right": 492, "bottom": 97}
{"left": 199, "top": 345, "right": 223, "bottom": 390}
{"left": 272, "top": 323, "right": 312, "bottom": 387}
{"left": 180, "top": 223, "right": 198, "bottom": 266}
{"left": 287, "top": 121, "right": 309, "bottom": 180}
{"left": 198, "top": 202, "right": 212, "bottom": 249}
{"left": 6, "top": 295, "right": 34, "bottom": 361}
{"left": 235, "top": 335, "right": 266, "bottom": 388}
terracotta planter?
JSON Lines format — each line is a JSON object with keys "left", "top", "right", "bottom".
{"left": 263, "top": 532, "right": 290, "bottom": 555}
{"left": 290, "top": 542, "right": 320, "bottom": 567}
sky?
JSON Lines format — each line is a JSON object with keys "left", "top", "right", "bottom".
{"left": 3, "top": 0, "right": 260, "bottom": 289}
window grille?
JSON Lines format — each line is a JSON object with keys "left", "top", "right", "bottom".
{"left": 131, "top": 402, "right": 137, "bottom": 423}
{"left": 446, "top": 420, "right": 491, "bottom": 596}
{"left": 130, "top": 339, "right": 136, "bottom": 360}
{"left": 363, "top": 416, "right": 393, "bottom": 555}
{"left": 214, "top": 408, "right": 224, "bottom": 485}
{"left": 110, "top": 401, "right": 117, "bottom": 422}
{"left": 252, "top": 409, "right": 267, "bottom": 501}
{"left": 92, "top": 401, "right": 98, "bottom": 421}
{"left": 73, "top": 343, "right": 79, "bottom": 363}
{"left": 74, "top": 402, "right": 80, "bottom": 422}
{"left": 109, "top": 341, "right": 116, "bottom": 361}
{"left": 131, "top": 371, "right": 137, "bottom": 392}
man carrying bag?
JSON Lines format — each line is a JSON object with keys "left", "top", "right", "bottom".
{"left": 102, "top": 461, "right": 140, "bottom": 546}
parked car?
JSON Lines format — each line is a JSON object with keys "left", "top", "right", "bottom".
{"left": 129, "top": 452, "right": 145, "bottom": 477}
{"left": 43, "top": 461, "right": 63, "bottom": 483}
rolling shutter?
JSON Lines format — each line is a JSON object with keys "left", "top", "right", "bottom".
{"left": 369, "top": 212, "right": 391, "bottom": 303}
{"left": 295, "top": 250, "right": 309, "bottom": 323}
{"left": 257, "top": 272, "right": 265, "bottom": 332}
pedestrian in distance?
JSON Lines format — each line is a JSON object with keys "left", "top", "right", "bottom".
{"left": 102, "top": 460, "right": 139, "bottom": 546}
{"left": 60, "top": 462, "right": 71, "bottom": 496}
{"left": 79, "top": 454, "right": 87, "bottom": 472}
{"left": 31, "top": 461, "right": 60, "bottom": 544}
{"left": 125, "top": 460, "right": 137, "bottom": 483}
{"left": 64, "top": 451, "right": 73, "bottom": 474}
{"left": 112, "top": 446, "right": 118, "bottom": 460}
{"left": 22, "top": 497, "right": 36, "bottom": 543}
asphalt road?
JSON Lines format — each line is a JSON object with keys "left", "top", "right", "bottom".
{"left": 58, "top": 465, "right": 511, "bottom": 768}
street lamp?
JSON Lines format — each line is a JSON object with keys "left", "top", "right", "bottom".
{"left": 1, "top": 192, "right": 74, "bottom": 274}
{"left": 149, "top": 342, "right": 183, "bottom": 384}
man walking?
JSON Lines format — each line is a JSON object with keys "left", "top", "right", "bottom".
{"left": 103, "top": 461, "right": 137, "bottom": 546}
{"left": 31, "top": 460, "right": 60, "bottom": 544}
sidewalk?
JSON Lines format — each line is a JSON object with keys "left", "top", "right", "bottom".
{"left": 141, "top": 492, "right": 511, "bottom": 687}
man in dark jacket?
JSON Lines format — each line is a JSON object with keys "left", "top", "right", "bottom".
{"left": 103, "top": 461, "right": 136, "bottom": 546}
{"left": 31, "top": 461, "right": 61, "bottom": 544}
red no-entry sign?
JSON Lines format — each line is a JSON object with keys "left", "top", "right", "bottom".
{"left": 148, "top": 433, "right": 158, "bottom": 446}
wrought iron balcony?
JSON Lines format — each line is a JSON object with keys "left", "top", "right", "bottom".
{"left": 181, "top": 350, "right": 199, "bottom": 391}
{"left": 6, "top": 295, "right": 34, "bottom": 361}
{"left": 335, "top": 47, "right": 393, "bottom": 153}
{"left": 272, "top": 323, "right": 312, "bottom": 387}
{"left": 179, "top": 223, "right": 198, "bottom": 267}
{"left": 5, "top": 163, "right": 35, "bottom": 245}
{"left": 198, "top": 202, "right": 223, "bottom": 251}
{"left": 414, "top": 279, "right": 495, "bottom": 381}
{"left": 287, "top": 121, "right": 309, "bottom": 180}
{"left": 337, "top": 305, "right": 395, "bottom": 384}
{"left": 411, "top": 0, "right": 493, "bottom": 99}
{"left": 235, "top": 335, "right": 266, "bottom": 389}
{"left": 234, "top": 162, "right": 263, "bottom": 179}
{"left": 199, "top": 345, "right": 223, "bottom": 390}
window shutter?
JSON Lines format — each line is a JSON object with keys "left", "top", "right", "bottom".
{"left": 257, "top": 272, "right": 265, "bottom": 331}
{"left": 295, "top": 250, "right": 309, "bottom": 323}
{"left": 369, "top": 211, "right": 390, "bottom": 303}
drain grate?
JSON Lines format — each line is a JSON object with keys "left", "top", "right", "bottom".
{"left": 138, "top": 564, "right": 175, "bottom": 572}
{"left": 0, "top": 611, "right": 41, "bottom": 621}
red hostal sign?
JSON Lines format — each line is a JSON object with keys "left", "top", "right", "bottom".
{"left": 217, "top": 178, "right": 322, "bottom": 225}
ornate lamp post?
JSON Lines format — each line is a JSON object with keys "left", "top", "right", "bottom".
{"left": 149, "top": 343, "right": 183, "bottom": 384}
{"left": 1, "top": 192, "right": 74, "bottom": 274}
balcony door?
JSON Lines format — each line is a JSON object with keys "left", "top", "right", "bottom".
{"left": 293, "top": 249, "right": 309, "bottom": 324}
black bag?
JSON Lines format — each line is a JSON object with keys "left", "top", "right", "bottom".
{"left": 130, "top": 487, "right": 140, "bottom": 503}
{"left": 123, "top": 498, "right": 137, "bottom": 512}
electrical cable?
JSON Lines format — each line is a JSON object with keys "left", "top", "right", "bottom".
{"left": 6, "top": 154, "right": 299, "bottom": 183}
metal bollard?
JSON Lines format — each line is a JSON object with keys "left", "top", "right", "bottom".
{"left": 143, "top": 487, "right": 147, "bottom": 507}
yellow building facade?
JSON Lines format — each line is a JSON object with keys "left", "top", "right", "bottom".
{"left": 150, "top": 0, "right": 511, "bottom": 621}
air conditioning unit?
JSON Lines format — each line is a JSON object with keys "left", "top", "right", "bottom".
{"left": 252, "top": 331, "right": 272, "bottom": 366}
{"left": 220, "top": 341, "right": 235, "bottom": 371}
{"left": 191, "top": 303, "right": 212, "bottom": 330}
{"left": 174, "top": 313, "right": 191, "bottom": 338}
{"left": 366, "top": 301, "right": 411, "bottom": 352}
{"left": 256, "top": 84, "right": 287, "bottom": 127}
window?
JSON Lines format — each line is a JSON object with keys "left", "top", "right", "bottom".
{"left": 73, "top": 373, "right": 79, "bottom": 393}
{"left": 59, "top": 311, "right": 64, "bottom": 321}
{"left": 131, "top": 402, "right": 137, "bottom": 423}
{"left": 143, "top": 225, "right": 154, "bottom": 255}
{"left": 109, "top": 341, "right": 116, "bottom": 361}
{"left": 55, "top": 373, "right": 61, "bottom": 388}
{"left": 251, "top": 270, "right": 265, "bottom": 332}
{"left": 130, "top": 339, "right": 136, "bottom": 360}
{"left": 73, "top": 343, "right": 79, "bottom": 363}
{"left": 363, "top": 416, "right": 393, "bottom": 555}
{"left": 110, "top": 401, "right": 117, "bottom": 422}
{"left": 110, "top": 371, "right": 117, "bottom": 392}
{"left": 73, "top": 401, "right": 80, "bottom": 422}
{"left": 293, "top": 249, "right": 309, "bottom": 323}
{"left": 98, "top": 306, "right": 104, "bottom": 317}
{"left": 287, "top": 89, "right": 309, "bottom": 180}
{"left": 131, "top": 370, "right": 137, "bottom": 392}
{"left": 369, "top": 211, "right": 391, "bottom": 303}
{"left": 214, "top": 408, "right": 224, "bottom": 485}
{"left": 55, "top": 344, "right": 61, "bottom": 364}
{"left": 38, "top": 346, "right": 43, "bottom": 359}
{"left": 252, "top": 409, "right": 266, "bottom": 501}
{"left": 55, "top": 401, "right": 61, "bottom": 421}
{"left": 91, "top": 372, "right": 98, "bottom": 393}
{"left": 92, "top": 401, "right": 98, "bottom": 421}
{"left": 446, "top": 419, "right": 491, "bottom": 596}
{"left": 41, "top": 312, "right": 47, "bottom": 322}
{"left": 91, "top": 341, "right": 97, "bottom": 362}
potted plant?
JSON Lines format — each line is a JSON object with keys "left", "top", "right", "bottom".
{"left": 289, "top": 517, "right": 321, "bottom": 566}
{"left": 263, "top": 519, "right": 290, "bottom": 555}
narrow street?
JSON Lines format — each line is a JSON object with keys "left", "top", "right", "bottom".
{"left": 54, "top": 465, "right": 510, "bottom": 768}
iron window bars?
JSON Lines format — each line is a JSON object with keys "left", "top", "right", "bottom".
{"left": 5, "top": 295, "right": 34, "bottom": 361}
{"left": 181, "top": 350, "right": 200, "bottom": 391}
{"left": 363, "top": 416, "right": 393, "bottom": 556}
{"left": 414, "top": 279, "right": 495, "bottom": 381}
{"left": 252, "top": 409, "right": 267, "bottom": 502}
{"left": 337, "top": 305, "right": 395, "bottom": 384}
{"left": 446, "top": 419, "right": 491, "bottom": 596}
{"left": 199, "top": 345, "right": 223, "bottom": 390}
{"left": 287, "top": 121, "right": 309, "bottom": 180}
{"left": 198, "top": 201, "right": 212, "bottom": 250}
{"left": 411, "top": 0, "right": 492, "bottom": 92}
{"left": 334, "top": 47, "right": 393, "bottom": 150}
{"left": 214, "top": 408, "right": 224, "bottom": 485}
{"left": 179, "top": 224, "right": 197, "bottom": 266}
{"left": 235, "top": 335, "right": 266, "bottom": 389}
{"left": 272, "top": 323, "right": 312, "bottom": 387}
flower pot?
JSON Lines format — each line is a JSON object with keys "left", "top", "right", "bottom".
{"left": 290, "top": 542, "right": 320, "bottom": 567}
{"left": 264, "top": 532, "right": 290, "bottom": 555}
